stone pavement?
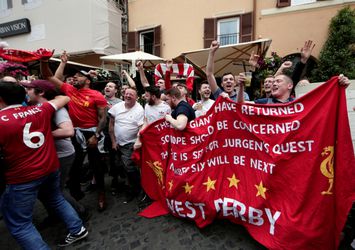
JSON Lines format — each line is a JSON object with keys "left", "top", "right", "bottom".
{"left": 0, "top": 184, "right": 353, "bottom": 250}
{"left": 0, "top": 182, "right": 267, "bottom": 250}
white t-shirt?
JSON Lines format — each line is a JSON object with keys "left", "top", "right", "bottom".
{"left": 195, "top": 99, "right": 215, "bottom": 117}
{"left": 144, "top": 101, "right": 171, "bottom": 125}
{"left": 108, "top": 102, "right": 144, "bottom": 146}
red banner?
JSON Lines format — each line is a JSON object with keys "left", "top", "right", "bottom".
{"left": 0, "top": 48, "right": 53, "bottom": 62}
{"left": 137, "top": 77, "right": 355, "bottom": 250}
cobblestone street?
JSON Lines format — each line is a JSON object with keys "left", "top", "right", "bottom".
{"left": 0, "top": 184, "right": 267, "bottom": 250}
{"left": 1, "top": 178, "right": 354, "bottom": 250}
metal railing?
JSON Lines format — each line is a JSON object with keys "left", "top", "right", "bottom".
{"left": 218, "top": 33, "right": 239, "bottom": 46}
{"left": 140, "top": 43, "right": 154, "bottom": 54}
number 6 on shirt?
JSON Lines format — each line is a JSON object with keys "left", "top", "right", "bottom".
{"left": 23, "top": 122, "right": 45, "bottom": 149}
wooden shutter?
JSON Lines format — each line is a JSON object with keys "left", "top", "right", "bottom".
{"left": 204, "top": 18, "right": 216, "bottom": 48}
{"left": 128, "top": 31, "right": 138, "bottom": 52}
{"left": 154, "top": 25, "right": 161, "bottom": 57}
{"left": 7, "top": 0, "right": 12, "bottom": 8}
{"left": 277, "top": 0, "right": 291, "bottom": 7}
{"left": 240, "top": 12, "right": 253, "bottom": 43}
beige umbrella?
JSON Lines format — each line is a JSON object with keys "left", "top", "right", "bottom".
{"left": 175, "top": 38, "right": 272, "bottom": 77}
{"left": 100, "top": 51, "right": 164, "bottom": 68}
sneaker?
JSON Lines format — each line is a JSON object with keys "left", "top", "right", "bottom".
{"left": 58, "top": 226, "right": 88, "bottom": 247}
{"left": 123, "top": 191, "right": 135, "bottom": 204}
{"left": 351, "top": 238, "right": 355, "bottom": 249}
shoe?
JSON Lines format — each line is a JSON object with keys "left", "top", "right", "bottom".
{"left": 351, "top": 238, "right": 355, "bottom": 249}
{"left": 58, "top": 226, "right": 88, "bottom": 247}
{"left": 98, "top": 192, "right": 106, "bottom": 212}
{"left": 123, "top": 191, "right": 135, "bottom": 204}
{"left": 110, "top": 178, "right": 119, "bottom": 196}
{"left": 139, "top": 194, "right": 152, "bottom": 203}
{"left": 137, "top": 194, "right": 152, "bottom": 209}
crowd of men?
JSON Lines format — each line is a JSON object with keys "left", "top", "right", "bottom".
{"left": 0, "top": 40, "right": 351, "bottom": 249}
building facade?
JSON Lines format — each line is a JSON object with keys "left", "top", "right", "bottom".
{"left": 0, "top": 0, "right": 125, "bottom": 66}
{"left": 127, "top": 0, "right": 355, "bottom": 59}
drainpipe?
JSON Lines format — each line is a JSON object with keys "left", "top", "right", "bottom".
{"left": 253, "top": 0, "right": 257, "bottom": 41}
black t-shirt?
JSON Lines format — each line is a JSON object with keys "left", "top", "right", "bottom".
{"left": 254, "top": 97, "right": 294, "bottom": 104}
{"left": 172, "top": 101, "right": 196, "bottom": 121}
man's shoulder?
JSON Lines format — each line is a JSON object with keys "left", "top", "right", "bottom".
{"left": 254, "top": 98, "right": 269, "bottom": 104}
{"left": 212, "top": 87, "right": 223, "bottom": 96}
{"left": 134, "top": 102, "right": 144, "bottom": 111}
{"left": 61, "top": 82, "right": 75, "bottom": 92}
{"left": 177, "top": 101, "right": 195, "bottom": 114}
{"left": 157, "top": 101, "right": 170, "bottom": 109}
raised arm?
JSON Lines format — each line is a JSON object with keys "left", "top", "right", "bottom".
{"left": 54, "top": 51, "right": 68, "bottom": 81}
{"left": 236, "top": 73, "right": 246, "bottom": 103}
{"left": 248, "top": 51, "right": 260, "bottom": 72}
{"left": 206, "top": 41, "right": 220, "bottom": 94}
{"left": 49, "top": 95, "right": 70, "bottom": 110}
{"left": 164, "top": 59, "right": 173, "bottom": 89}
{"left": 292, "top": 40, "right": 315, "bottom": 84}
{"left": 121, "top": 70, "right": 136, "bottom": 89}
{"left": 274, "top": 61, "right": 293, "bottom": 77}
{"left": 40, "top": 59, "right": 64, "bottom": 90}
{"left": 136, "top": 61, "right": 150, "bottom": 88}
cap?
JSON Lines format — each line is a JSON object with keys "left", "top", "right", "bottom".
{"left": 22, "top": 80, "right": 56, "bottom": 93}
{"left": 76, "top": 70, "right": 93, "bottom": 82}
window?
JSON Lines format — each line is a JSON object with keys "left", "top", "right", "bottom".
{"left": 140, "top": 30, "right": 154, "bottom": 54}
{"left": 203, "top": 13, "right": 253, "bottom": 48}
{"left": 128, "top": 25, "right": 161, "bottom": 56}
{"left": 217, "top": 17, "right": 240, "bottom": 46}
{"left": 277, "top": 0, "right": 317, "bottom": 8}
{"left": 0, "top": 0, "right": 12, "bottom": 17}
{"left": 22, "top": 0, "right": 42, "bottom": 10}
{"left": 291, "top": 0, "right": 316, "bottom": 6}
{"left": 0, "top": 0, "right": 12, "bottom": 11}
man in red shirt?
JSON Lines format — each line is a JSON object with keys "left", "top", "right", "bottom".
{"left": 0, "top": 81, "right": 88, "bottom": 248}
{"left": 41, "top": 52, "right": 108, "bottom": 211}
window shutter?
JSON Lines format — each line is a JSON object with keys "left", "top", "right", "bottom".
{"left": 240, "top": 12, "right": 253, "bottom": 43}
{"left": 277, "top": 0, "right": 291, "bottom": 7}
{"left": 204, "top": 18, "right": 216, "bottom": 48}
{"left": 7, "top": 0, "right": 12, "bottom": 8}
{"left": 128, "top": 31, "right": 138, "bottom": 52}
{"left": 154, "top": 25, "right": 161, "bottom": 57}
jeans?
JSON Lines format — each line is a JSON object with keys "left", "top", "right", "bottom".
{"left": 59, "top": 153, "right": 85, "bottom": 214}
{"left": 0, "top": 170, "right": 83, "bottom": 250}
{"left": 69, "top": 130, "right": 105, "bottom": 196}
{"left": 119, "top": 143, "right": 141, "bottom": 195}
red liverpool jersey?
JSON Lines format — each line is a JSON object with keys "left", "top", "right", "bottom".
{"left": 0, "top": 102, "right": 59, "bottom": 184}
{"left": 61, "top": 83, "right": 107, "bottom": 128}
